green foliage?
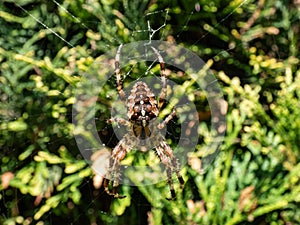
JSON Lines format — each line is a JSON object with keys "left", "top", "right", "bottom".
{"left": 1, "top": 0, "right": 300, "bottom": 224}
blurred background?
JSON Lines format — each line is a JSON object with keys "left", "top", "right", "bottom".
{"left": 0, "top": 0, "right": 299, "bottom": 224}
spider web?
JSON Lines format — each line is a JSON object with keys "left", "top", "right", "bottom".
{"left": 0, "top": 0, "right": 281, "bottom": 224}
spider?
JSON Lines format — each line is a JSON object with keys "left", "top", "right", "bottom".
{"left": 103, "top": 44, "right": 184, "bottom": 200}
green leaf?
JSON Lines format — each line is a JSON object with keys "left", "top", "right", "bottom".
{"left": 111, "top": 194, "right": 131, "bottom": 216}
{"left": 65, "top": 161, "right": 87, "bottom": 174}
{"left": 56, "top": 174, "right": 80, "bottom": 191}
{"left": 35, "top": 151, "right": 64, "bottom": 164}
{"left": 7, "top": 120, "right": 28, "bottom": 131}
{"left": 18, "top": 145, "right": 35, "bottom": 161}
{"left": 34, "top": 195, "right": 63, "bottom": 220}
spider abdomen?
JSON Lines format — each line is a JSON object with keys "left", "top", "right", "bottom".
{"left": 127, "top": 81, "right": 159, "bottom": 138}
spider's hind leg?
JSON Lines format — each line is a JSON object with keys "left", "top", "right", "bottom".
{"left": 103, "top": 138, "right": 130, "bottom": 199}
{"left": 162, "top": 140, "right": 185, "bottom": 189}
{"left": 155, "top": 145, "right": 175, "bottom": 200}
{"left": 155, "top": 143, "right": 184, "bottom": 200}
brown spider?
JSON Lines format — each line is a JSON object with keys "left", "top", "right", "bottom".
{"left": 103, "top": 44, "right": 184, "bottom": 200}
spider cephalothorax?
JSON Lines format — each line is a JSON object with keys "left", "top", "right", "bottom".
{"left": 103, "top": 44, "right": 184, "bottom": 200}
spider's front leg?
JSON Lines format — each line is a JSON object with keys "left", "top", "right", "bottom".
{"left": 103, "top": 138, "right": 129, "bottom": 198}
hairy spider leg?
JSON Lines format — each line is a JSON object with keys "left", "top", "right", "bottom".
{"left": 155, "top": 140, "right": 184, "bottom": 200}
{"left": 151, "top": 47, "right": 177, "bottom": 131}
{"left": 104, "top": 118, "right": 131, "bottom": 198}
{"left": 107, "top": 117, "right": 131, "bottom": 127}
{"left": 110, "top": 45, "right": 131, "bottom": 127}
{"left": 158, "top": 107, "right": 176, "bottom": 129}
{"left": 161, "top": 140, "right": 185, "bottom": 189}
{"left": 151, "top": 47, "right": 167, "bottom": 110}
{"left": 103, "top": 133, "right": 133, "bottom": 198}
{"left": 155, "top": 145, "right": 174, "bottom": 199}
{"left": 115, "top": 44, "right": 126, "bottom": 102}
{"left": 150, "top": 48, "right": 184, "bottom": 199}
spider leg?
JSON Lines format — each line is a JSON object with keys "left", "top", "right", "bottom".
{"left": 161, "top": 140, "right": 185, "bottom": 189}
{"left": 103, "top": 135, "right": 132, "bottom": 198}
{"left": 158, "top": 107, "right": 176, "bottom": 129}
{"left": 151, "top": 47, "right": 167, "bottom": 110}
{"left": 115, "top": 44, "right": 126, "bottom": 102}
{"left": 155, "top": 145, "right": 176, "bottom": 200}
{"left": 107, "top": 117, "right": 131, "bottom": 127}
